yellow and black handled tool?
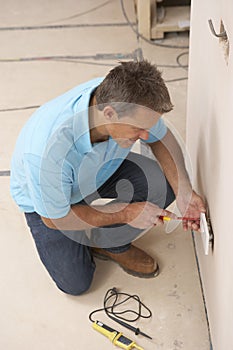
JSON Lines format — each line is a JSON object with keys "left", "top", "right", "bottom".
{"left": 93, "top": 320, "right": 144, "bottom": 350}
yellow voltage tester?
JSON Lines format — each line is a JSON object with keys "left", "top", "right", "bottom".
{"left": 93, "top": 320, "right": 144, "bottom": 350}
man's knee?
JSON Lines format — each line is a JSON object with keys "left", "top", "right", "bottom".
{"left": 56, "top": 274, "right": 94, "bottom": 296}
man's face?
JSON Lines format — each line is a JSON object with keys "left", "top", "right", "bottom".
{"left": 106, "top": 106, "right": 162, "bottom": 148}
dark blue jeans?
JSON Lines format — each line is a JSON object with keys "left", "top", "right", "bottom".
{"left": 25, "top": 153, "right": 175, "bottom": 295}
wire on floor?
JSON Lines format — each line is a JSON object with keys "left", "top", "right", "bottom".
{"left": 89, "top": 287, "right": 152, "bottom": 339}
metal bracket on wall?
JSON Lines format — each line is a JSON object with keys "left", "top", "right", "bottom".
{"left": 208, "top": 19, "right": 227, "bottom": 38}
{"left": 208, "top": 19, "right": 229, "bottom": 64}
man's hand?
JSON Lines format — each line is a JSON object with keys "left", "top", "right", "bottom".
{"left": 176, "top": 190, "right": 206, "bottom": 232}
{"left": 124, "top": 201, "right": 177, "bottom": 229}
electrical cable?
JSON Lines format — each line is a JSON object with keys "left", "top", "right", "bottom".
{"left": 54, "top": 59, "right": 187, "bottom": 69}
{"left": 0, "top": 22, "right": 134, "bottom": 31}
{"left": 0, "top": 0, "right": 114, "bottom": 29}
{"left": 0, "top": 170, "right": 10, "bottom": 176}
{"left": 52, "top": 59, "right": 116, "bottom": 66}
{"left": 0, "top": 2, "right": 189, "bottom": 113}
{"left": 0, "top": 51, "right": 138, "bottom": 63}
{"left": 0, "top": 55, "right": 188, "bottom": 69}
{"left": 120, "top": 0, "right": 189, "bottom": 49}
{"left": 0, "top": 56, "right": 110, "bottom": 63}
{"left": 0, "top": 105, "right": 40, "bottom": 112}
{"left": 44, "top": 0, "right": 114, "bottom": 24}
{"left": 165, "top": 77, "right": 187, "bottom": 82}
{"left": 176, "top": 51, "right": 189, "bottom": 70}
{"left": 89, "top": 287, "right": 152, "bottom": 339}
{"left": 0, "top": 0, "right": 188, "bottom": 52}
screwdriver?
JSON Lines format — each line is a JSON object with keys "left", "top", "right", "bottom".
{"left": 159, "top": 215, "right": 200, "bottom": 222}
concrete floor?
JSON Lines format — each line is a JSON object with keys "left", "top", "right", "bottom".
{"left": 0, "top": 1, "right": 210, "bottom": 349}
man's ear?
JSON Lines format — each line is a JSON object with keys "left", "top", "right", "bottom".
{"left": 103, "top": 106, "right": 118, "bottom": 121}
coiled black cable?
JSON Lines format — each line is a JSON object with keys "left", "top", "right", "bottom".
{"left": 89, "top": 287, "right": 153, "bottom": 339}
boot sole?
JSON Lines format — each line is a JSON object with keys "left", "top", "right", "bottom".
{"left": 92, "top": 250, "right": 160, "bottom": 279}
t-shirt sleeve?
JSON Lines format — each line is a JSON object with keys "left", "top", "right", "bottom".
{"left": 143, "top": 118, "right": 167, "bottom": 143}
{"left": 24, "top": 153, "right": 72, "bottom": 219}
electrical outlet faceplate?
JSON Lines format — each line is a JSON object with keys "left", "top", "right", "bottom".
{"left": 200, "top": 212, "right": 210, "bottom": 255}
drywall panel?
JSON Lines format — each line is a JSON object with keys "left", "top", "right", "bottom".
{"left": 186, "top": 0, "right": 233, "bottom": 349}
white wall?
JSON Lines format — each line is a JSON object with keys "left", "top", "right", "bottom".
{"left": 186, "top": 0, "right": 233, "bottom": 349}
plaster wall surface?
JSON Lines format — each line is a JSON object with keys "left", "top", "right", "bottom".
{"left": 187, "top": 1, "right": 233, "bottom": 348}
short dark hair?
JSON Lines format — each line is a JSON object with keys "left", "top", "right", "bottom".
{"left": 95, "top": 60, "right": 173, "bottom": 115}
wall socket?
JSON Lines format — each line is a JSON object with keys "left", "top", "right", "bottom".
{"left": 200, "top": 212, "right": 212, "bottom": 255}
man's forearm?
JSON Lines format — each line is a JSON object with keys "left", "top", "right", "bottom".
{"left": 149, "top": 128, "right": 192, "bottom": 197}
{"left": 41, "top": 202, "right": 128, "bottom": 230}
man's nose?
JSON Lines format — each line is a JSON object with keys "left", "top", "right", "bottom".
{"left": 139, "top": 130, "right": 149, "bottom": 140}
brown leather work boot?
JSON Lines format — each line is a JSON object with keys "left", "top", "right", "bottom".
{"left": 92, "top": 245, "right": 159, "bottom": 278}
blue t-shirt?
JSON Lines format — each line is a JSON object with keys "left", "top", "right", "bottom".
{"left": 10, "top": 77, "right": 167, "bottom": 218}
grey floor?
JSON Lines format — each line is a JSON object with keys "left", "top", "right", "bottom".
{"left": 0, "top": 1, "right": 210, "bottom": 349}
